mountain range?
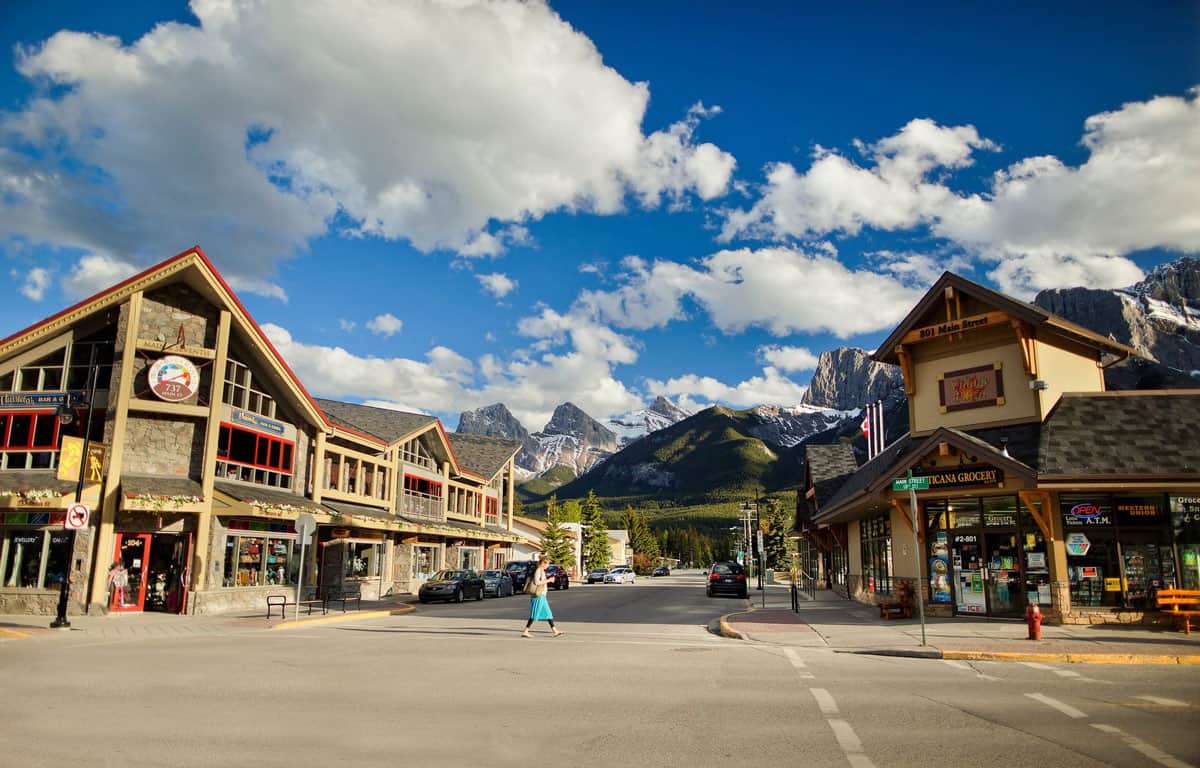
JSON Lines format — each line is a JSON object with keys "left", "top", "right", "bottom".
{"left": 456, "top": 256, "right": 1199, "bottom": 510}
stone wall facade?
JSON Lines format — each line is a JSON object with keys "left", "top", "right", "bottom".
{"left": 140, "top": 284, "right": 219, "bottom": 350}
{"left": 123, "top": 414, "right": 205, "bottom": 478}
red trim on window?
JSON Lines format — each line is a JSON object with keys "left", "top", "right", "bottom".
{"left": 0, "top": 410, "right": 60, "bottom": 450}
{"left": 218, "top": 422, "right": 294, "bottom": 474}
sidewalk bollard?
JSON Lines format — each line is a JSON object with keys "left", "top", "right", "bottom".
{"left": 1025, "top": 603, "right": 1043, "bottom": 641}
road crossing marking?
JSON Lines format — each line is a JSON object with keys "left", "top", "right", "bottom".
{"left": 827, "top": 719, "right": 877, "bottom": 768}
{"left": 810, "top": 688, "right": 839, "bottom": 715}
{"left": 1091, "top": 724, "right": 1195, "bottom": 768}
{"left": 783, "top": 648, "right": 807, "bottom": 667}
{"left": 1134, "top": 696, "right": 1190, "bottom": 708}
{"left": 941, "top": 658, "right": 999, "bottom": 681}
{"left": 1025, "top": 692, "right": 1087, "bottom": 719}
{"left": 1022, "top": 661, "right": 1092, "bottom": 680}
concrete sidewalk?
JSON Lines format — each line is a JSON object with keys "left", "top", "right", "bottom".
{"left": 717, "top": 585, "right": 1200, "bottom": 664}
{"left": 0, "top": 594, "right": 419, "bottom": 642}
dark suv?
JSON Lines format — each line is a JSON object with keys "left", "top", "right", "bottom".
{"left": 706, "top": 561, "right": 748, "bottom": 598}
{"left": 545, "top": 564, "right": 570, "bottom": 590}
{"left": 504, "top": 560, "right": 538, "bottom": 592}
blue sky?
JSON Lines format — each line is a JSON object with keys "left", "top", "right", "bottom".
{"left": 1, "top": 1, "right": 1197, "bottom": 430}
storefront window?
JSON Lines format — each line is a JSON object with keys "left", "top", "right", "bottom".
{"left": 222, "top": 531, "right": 298, "bottom": 587}
{"left": 1172, "top": 496, "right": 1200, "bottom": 590}
{"left": 860, "top": 514, "right": 892, "bottom": 595}
{"left": 831, "top": 544, "right": 847, "bottom": 586}
{"left": 346, "top": 542, "right": 381, "bottom": 578}
{"left": 948, "top": 498, "right": 981, "bottom": 529}
{"left": 1061, "top": 494, "right": 1175, "bottom": 609}
{"left": 1, "top": 530, "right": 71, "bottom": 589}
{"left": 412, "top": 545, "right": 438, "bottom": 580}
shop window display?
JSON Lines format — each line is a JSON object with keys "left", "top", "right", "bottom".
{"left": 413, "top": 546, "right": 438, "bottom": 580}
{"left": 1, "top": 530, "right": 71, "bottom": 589}
{"left": 1173, "top": 496, "right": 1200, "bottom": 590}
{"left": 222, "top": 532, "right": 298, "bottom": 587}
{"left": 1061, "top": 494, "right": 1175, "bottom": 609}
{"left": 345, "top": 542, "right": 381, "bottom": 578}
{"left": 860, "top": 513, "right": 892, "bottom": 595}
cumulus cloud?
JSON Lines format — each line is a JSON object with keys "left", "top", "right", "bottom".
{"left": 477, "top": 272, "right": 517, "bottom": 299}
{"left": 646, "top": 366, "right": 808, "bottom": 409}
{"left": 757, "top": 345, "right": 819, "bottom": 373}
{"left": 62, "top": 253, "right": 138, "bottom": 299}
{"left": 1, "top": 0, "right": 735, "bottom": 286}
{"left": 20, "top": 267, "right": 51, "bottom": 301}
{"left": 366, "top": 313, "right": 403, "bottom": 337}
{"left": 582, "top": 246, "right": 927, "bottom": 339}
{"left": 337, "top": 319, "right": 356, "bottom": 332}
{"left": 723, "top": 89, "right": 1200, "bottom": 296}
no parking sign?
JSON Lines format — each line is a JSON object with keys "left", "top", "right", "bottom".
{"left": 64, "top": 503, "right": 90, "bottom": 530}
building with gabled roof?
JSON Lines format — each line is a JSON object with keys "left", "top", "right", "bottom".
{"left": 799, "top": 271, "right": 1200, "bottom": 625}
{"left": 0, "top": 247, "right": 521, "bottom": 616}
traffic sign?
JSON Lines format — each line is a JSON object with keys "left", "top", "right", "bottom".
{"left": 295, "top": 513, "right": 316, "bottom": 538}
{"left": 1066, "top": 532, "right": 1091, "bottom": 556}
{"left": 64, "top": 503, "right": 90, "bottom": 530}
{"left": 892, "top": 474, "right": 930, "bottom": 492}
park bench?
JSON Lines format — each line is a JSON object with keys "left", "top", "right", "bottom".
{"left": 878, "top": 581, "right": 915, "bottom": 620}
{"left": 266, "top": 594, "right": 325, "bottom": 619}
{"left": 1155, "top": 588, "right": 1200, "bottom": 634}
{"left": 324, "top": 583, "right": 363, "bottom": 613}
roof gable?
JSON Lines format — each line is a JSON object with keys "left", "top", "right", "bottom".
{"left": 446, "top": 432, "right": 521, "bottom": 480}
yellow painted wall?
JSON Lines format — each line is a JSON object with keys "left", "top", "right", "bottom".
{"left": 910, "top": 339, "right": 1036, "bottom": 435}
{"left": 847, "top": 520, "right": 861, "bottom": 574}
{"left": 889, "top": 506, "right": 921, "bottom": 579}
{"left": 1033, "top": 337, "right": 1105, "bottom": 416}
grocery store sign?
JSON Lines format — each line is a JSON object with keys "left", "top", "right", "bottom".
{"left": 912, "top": 465, "right": 1004, "bottom": 490}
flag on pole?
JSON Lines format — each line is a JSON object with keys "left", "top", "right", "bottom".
{"left": 861, "top": 410, "right": 870, "bottom": 440}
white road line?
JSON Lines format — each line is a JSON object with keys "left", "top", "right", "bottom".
{"left": 1022, "top": 661, "right": 1055, "bottom": 671}
{"left": 1092, "top": 724, "right": 1196, "bottom": 768}
{"left": 783, "top": 648, "right": 807, "bottom": 667}
{"left": 942, "top": 659, "right": 972, "bottom": 671}
{"left": 811, "top": 688, "right": 839, "bottom": 715}
{"left": 827, "top": 719, "right": 877, "bottom": 768}
{"left": 1022, "top": 660, "right": 1084, "bottom": 678}
{"left": 1134, "top": 696, "right": 1190, "bottom": 708}
{"left": 1025, "top": 692, "right": 1087, "bottom": 719}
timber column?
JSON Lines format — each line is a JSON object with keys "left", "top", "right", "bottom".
{"left": 195, "top": 309, "right": 231, "bottom": 593}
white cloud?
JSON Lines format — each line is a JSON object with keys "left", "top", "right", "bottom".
{"left": 722, "top": 89, "right": 1200, "bottom": 297}
{"left": 337, "top": 319, "right": 356, "bottom": 332}
{"left": 62, "top": 253, "right": 139, "bottom": 299}
{"left": 1, "top": 0, "right": 735, "bottom": 283}
{"left": 20, "top": 267, "right": 51, "bottom": 300}
{"left": 646, "top": 366, "right": 807, "bottom": 408}
{"left": 366, "top": 313, "right": 403, "bottom": 337}
{"left": 757, "top": 345, "right": 819, "bottom": 373}
{"left": 582, "top": 247, "right": 926, "bottom": 339}
{"left": 477, "top": 272, "right": 517, "bottom": 299}
{"left": 225, "top": 274, "right": 288, "bottom": 302}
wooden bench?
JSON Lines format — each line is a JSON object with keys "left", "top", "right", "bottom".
{"left": 266, "top": 594, "right": 325, "bottom": 619}
{"left": 879, "top": 581, "right": 914, "bottom": 620}
{"left": 1155, "top": 588, "right": 1200, "bottom": 634}
{"left": 324, "top": 583, "right": 362, "bottom": 613}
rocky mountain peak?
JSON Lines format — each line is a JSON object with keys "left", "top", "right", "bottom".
{"left": 542, "top": 402, "right": 617, "bottom": 451}
{"left": 801, "top": 347, "right": 905, "bottom": 411}
{"left": 455, "top": 403, "right": 529, "bottom": 441}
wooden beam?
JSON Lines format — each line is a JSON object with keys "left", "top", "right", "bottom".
{"left": 891, "top": 498, "right": 924, "bottom": 545}
{"left": 1019, "top": 490, "right": 1055, "bottom": 542}
{"left": 1011, "top": 319, "right": 1037, "bottom": 377}
{"left": 896, "top": 344, "right": 915, "bottom": 396}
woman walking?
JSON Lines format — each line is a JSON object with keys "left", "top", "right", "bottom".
{"left": 521, "top": 555, "right": 563, "bottom": 638}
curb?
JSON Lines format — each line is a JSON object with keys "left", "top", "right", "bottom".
{"left": 268, "top": 604, "right": 415, "bottom": 630}
{"left": 842, "top": 648, "right": 943, "bottom": 660}
{"left": 714, "top": 611, "right": 747, "bottom": 640}
{"left": 0, "top": 627, "right": 30, "bottom": 639}
{"left": 942, "top": 650, "right": 1200, "bottom": 665}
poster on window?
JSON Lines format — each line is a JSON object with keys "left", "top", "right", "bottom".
{"left": 930, "top": 531, "right": 951, "bottom": 603}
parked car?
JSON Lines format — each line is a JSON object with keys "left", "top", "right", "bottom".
{"left": 652, "top": 566, "right": 671, "bottom": 577}
{"left": 545, "top": 564, "right": 570, "bottom": 590}
{"left": 605, "top": 566, "right": 636, "bottom": 584}
{"left": 504, "top": 560, "right": 538, "bottom": 592}
{"left": 706, "top": 561, "right": 748, "bottom": 598}
{"left": 482, "top": 569, "right": 514, "bottom": 598}
{"left": 419, "top": 569, "right": 485, "bottom": 603}
{"left": 586, "top": 568, "right": 609, "bottom": 584}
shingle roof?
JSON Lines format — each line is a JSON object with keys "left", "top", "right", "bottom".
{"left": 314, "top": 398, "right": 438, "bottom": 444}
{"left": 805, "top": 443, "right": 859, "bottom": 508}
{"left": 0, "top": 471, "right": 76, "bottom": 496}
{"left": 446, "top": 432, "right": 521, "bottom": 479}
{"left": 213, "top": 480, "right": 325, "bottom": 512}
{"left": 122, "top": 474, "right": 204, "bottom": 499}
{"left": 1039, "top": 391, "right": 1200, "bottom": 477}
{"left": 816, "top": 435, "right": 915, "bottom": 522}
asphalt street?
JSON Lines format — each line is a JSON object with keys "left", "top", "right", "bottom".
{"left": 2, "top": 572, "right": 1197, "bottom": 768}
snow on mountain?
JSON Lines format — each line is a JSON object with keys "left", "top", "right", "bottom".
{"left": 745, "top": 403, "right": 857, "bottom": 448}
{"left": 606, "top": 396, "right": 692, "bottom": 447}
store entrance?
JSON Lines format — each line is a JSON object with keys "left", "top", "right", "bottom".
{"left": 110, "top": 534, "right": 151, "bottom": 613}
{"left": 145, "top": 533, "right": 192, "bottom": 614}
{"left": 949, "top": 531, "right": 1027, "bottom": 617}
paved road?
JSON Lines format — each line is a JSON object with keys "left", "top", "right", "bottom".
{"left": 2, "top": 573, "right": 1197, "bottom": 767}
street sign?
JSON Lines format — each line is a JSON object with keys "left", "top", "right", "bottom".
{"left": 57, "top": 437, "right": 108, "bottom": 483}
{"left": 64, "top": 503, "right": 90, "bottom": 530}
{"left": 892, "top": 475, "right": 930, "bottom": 492}
{"left": 295, "top": 513, "right": 316, "bottom": 538}
{"left": 1066, "top": 532, "right": 1091, "bottom": 557}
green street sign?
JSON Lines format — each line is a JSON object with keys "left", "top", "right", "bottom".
{"left": 892, "top": 475, "right": 930, "bottom": 492}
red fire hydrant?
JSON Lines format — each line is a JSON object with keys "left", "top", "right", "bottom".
{"left": 1025, "top": 603, "right": 1043, "bottom": 641}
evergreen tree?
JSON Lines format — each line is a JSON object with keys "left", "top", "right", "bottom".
{"left": 762, "top": 498, "right": 791, "bottom": 570}
{"left": 560, "top": 499, "right": 582, "bottom": 523}
{"left": 540, "top": 495, "right": 575, "bottom": 568}
{"left": 581, "top": 490, "right": 610, "bottom": 570}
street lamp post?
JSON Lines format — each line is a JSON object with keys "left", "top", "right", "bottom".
{"left": 50, "top": 344, "right": 101, "bottom": 630}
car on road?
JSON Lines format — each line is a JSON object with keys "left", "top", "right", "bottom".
{"left": 605, "top": 566, "right": 636, "bottom": 584}
{"left": 419, "top": 569, "right": 485, "bottom": 603}
{"left": 586, "top": 568, "right": 609, "bottom": 584}
{"left": 504, "top": 560, "right": 538, "bottom": 592}
{"left": 482, "top": 569, "right": 514, "bottom": 597}
{"left": 652, "top": 566, "right": 671, "bottom": 577}
{"left": 706, "top": 561, "right": 748, "bottom": 598}
{"left": 545, "top": 564, "right": 570, "bottom": 590}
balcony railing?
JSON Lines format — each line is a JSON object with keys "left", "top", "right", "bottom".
{"left": 401, "top": 490, "right": 444, "bottom": 523}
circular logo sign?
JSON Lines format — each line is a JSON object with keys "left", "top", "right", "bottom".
{"left": 148, "top": 355, "right": 201, "bottom": 402}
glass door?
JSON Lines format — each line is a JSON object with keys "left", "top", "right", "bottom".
{"left": 111, "top": 534, "right": 151, "bottom": 613}
{"left": 950, "top": 533, "right": 987, "bottom": 615}
{"left": 983, "top": 532, "right": 1025, "bottom": 617}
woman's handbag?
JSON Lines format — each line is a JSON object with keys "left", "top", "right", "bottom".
{"left": 524, "top": 574, "right": 539, "bottom": 595}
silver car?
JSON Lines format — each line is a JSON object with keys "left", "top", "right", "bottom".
{"left": 482, "top": 569, "right": 514, "bottom": 597}
{"left": 604, "top": 566, "right": 636, "bottom": 584}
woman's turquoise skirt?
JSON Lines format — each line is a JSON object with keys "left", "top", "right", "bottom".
{"left": 529, "top": 594, "right": 554, "bottom": 621}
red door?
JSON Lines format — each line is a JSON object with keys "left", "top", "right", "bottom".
{"left": 110, "top": 534, "right": 152, "bottom": 613}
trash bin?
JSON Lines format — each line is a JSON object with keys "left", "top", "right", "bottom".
{"left": 766, "top": 569, "right": 774, "bottom": 585}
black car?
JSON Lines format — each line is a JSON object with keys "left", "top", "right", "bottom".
{"left": 706, "top": 561, "right": 748, "bottom": 598}
{"left": 545, "top": 564, "right": 570, "bottom": 590}
{"left": 482, "top": 569, "right": 514, "bottom": 597}
{"left": 652, "top": 566, "right": 671, "bottom": 577}
{"left": 504, "top": 560, "right": 538, "bottom": 592}
{"left": 418, "top": 569, "right": 485, "bottom": 603}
